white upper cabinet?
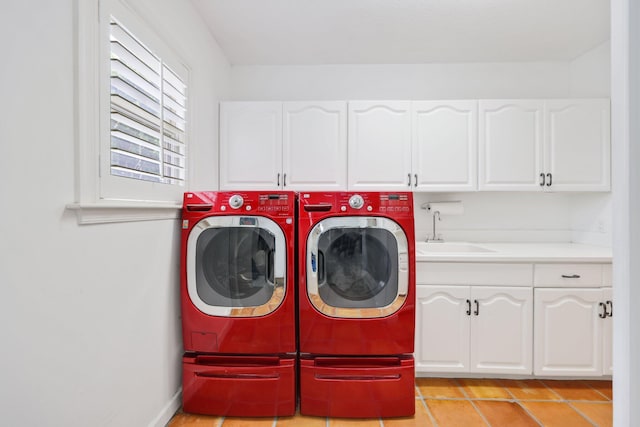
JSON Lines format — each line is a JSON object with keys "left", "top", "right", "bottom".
{"left": 221, "top": 98, "right": 610, "bottom": 193}
{"left": 412, "top": 101, "right": 478, "bottom": 191}
{"left": 220, "top": 101, "right": 347, "bottom": 191}
{"left": 479, "top": 99, "right": 610, "bottom": 191}
{"left": 283, "top": 101, "right": 347, "bottom": 191}
{"left": 348, "top": 101, "right": 412, "bottom": 191}
{"left": 545, "top": 99, "right": 611, "bottom": 191}
{"left": 479, "top": 100, "right": 545, "bottom": 191}
{"left": 219, "top": 102, "right": 282, "bottom": 190}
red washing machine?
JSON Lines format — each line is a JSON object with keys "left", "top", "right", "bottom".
{"left": 297, "top": 192, "right": 416, "bottom": 418}
{"left": 180, "top": 191, "right": 296, "bottom": 417}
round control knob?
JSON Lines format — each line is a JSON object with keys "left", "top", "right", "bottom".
{"left": 228, "top": 194, "right": 244, "bottom": 209}
{"left": 349, "top": 194, "right": 364, "bottom": 209}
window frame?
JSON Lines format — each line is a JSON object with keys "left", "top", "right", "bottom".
{"left": 69, "top": 0, "right": 191, "bottom": 224}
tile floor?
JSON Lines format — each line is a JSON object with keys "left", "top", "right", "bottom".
{"left": 167, "top": 378, "right": 612, "bottom": 427}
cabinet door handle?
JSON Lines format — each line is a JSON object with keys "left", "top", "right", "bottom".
{"left": 407, "top": 173, "right": 411, "bottom": 187}
{"left": 466, "top": 299, "right": 471, "bottom": 316}
{"left": 277, "top": 173, "right": 281, "bottom": 187}
{"left": 599, "top": 302, "right": 608, "bottom": 319}
{"left": 561, "top": 274, "right": 581, "bottom": 279}
{"left": 283, "top": 173, "right": 287, "bottom": 187}
{"left": 473, "top": 299, "right": 479, "bottom": 316}
{"left": 540, "top": 173, "right": 545, "bottom": 186}
{"left": 606, "top": 300, "right": 613, "bottom": 317}
{"left": 414, "top": 174, "right": 418, "bottom": 187}
{"left": 546, "top": 173, "right": 552, "bottom": 186}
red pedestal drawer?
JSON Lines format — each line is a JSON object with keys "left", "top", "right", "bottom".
{"left": 300, "top": 356, "right": 415, "bottom": 418}
{"left": 182, "top": 354, "right": 296, "bottom": 417}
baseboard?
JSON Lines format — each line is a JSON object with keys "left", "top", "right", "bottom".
{"left": 148, "top": 387, "right": 182, "bottom": 427}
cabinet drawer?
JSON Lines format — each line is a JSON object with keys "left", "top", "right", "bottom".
{"left": 603, "top": 264, "right": 612, "bottom": 287}
{"left": 416, "top": 262, "right": 532, "bottom": 286}
{"left": 534, "top": 264, "right": 603, "bottom": 287}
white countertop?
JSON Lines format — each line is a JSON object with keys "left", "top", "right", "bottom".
{"left": 415, "top": 242, "right": 612, "bottom": 263}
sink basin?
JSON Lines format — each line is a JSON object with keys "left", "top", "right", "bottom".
{"left": 416, "top": 242, "right": 495, "bottom": 254}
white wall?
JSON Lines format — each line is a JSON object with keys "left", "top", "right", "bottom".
{"left": 229, "top": 62, "right": 571, "bottom": 100}
{"left": 569, "top": 41, "right": 611, "bottom": 97}
{"left": 567, "top": 42, "right": 613, "bottom": 247}
{"left": 611, "top": 0, "right": 640, "bottom": 424}
{"left": 0, "top": 1, "right": 229, "bottom": 426}
{"left": 414, "top": 192, "right": 572, "bottom": 243}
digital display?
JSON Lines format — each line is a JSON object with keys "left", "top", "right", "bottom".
{"left": 388, "top": 194, "right": 400, "bottom": 200}
{"left": 268, "top": 194, "right": 280, "bottom": 200}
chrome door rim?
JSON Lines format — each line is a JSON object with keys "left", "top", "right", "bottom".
{"left": 187, "top": 216, "right": 287, "bottom": 317}
{"left": 306, "top": 216, "right": 409, "bottom": 318}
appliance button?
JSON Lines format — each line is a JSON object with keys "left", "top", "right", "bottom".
{"left": 246, "top": 205, "right": 252, "bottom": 211}
{"left": 228, "top": 194, "right": 244, "bottom": 209}
{"left": 349, "top": 194, "right": 364, "bottom": 209}
{"left": 366, "top": 205, "right": 373, "bottom": 212}
{"left": 220, "top": 205, "right": 226, "bottom": 211}
{"left": 340, "top": 206, "right": 347, "bottom": 212}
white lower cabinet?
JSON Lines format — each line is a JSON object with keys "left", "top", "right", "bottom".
{"left": 533, "top": 287, "right": 612, "bottom": 376}
{"left": 415, "top": 285, "right": 532, "bottom": 375}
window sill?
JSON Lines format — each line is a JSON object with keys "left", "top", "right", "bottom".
{"left": 66, "top": 202, "right": 181, "bottom": 225}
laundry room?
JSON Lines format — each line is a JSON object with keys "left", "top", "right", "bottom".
{"left": 1, "top": 0, "right": 636, "bottom": 426}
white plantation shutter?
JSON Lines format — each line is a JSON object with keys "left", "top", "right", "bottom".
{"left": 109, "top": 19, "right": 187, "bottom": 185}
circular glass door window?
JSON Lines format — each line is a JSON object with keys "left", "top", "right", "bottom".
{"left": 195, "top": 227, "right": 276, "bottom": 307}
{"left": 317, "top": 228, "right": 399, "bottom": 309}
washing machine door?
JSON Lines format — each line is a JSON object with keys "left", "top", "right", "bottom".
{"left": 306, "top": 217, "right": 409, "bottom": 318}
{"left": 187, "top": 216, "right": 286, "bottom": 317}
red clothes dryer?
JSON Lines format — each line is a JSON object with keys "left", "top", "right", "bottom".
{"left": 297, "top": 192, "right": 416, "bottom": 418}
{"left": 180, "top": 191, "right": 296, "bottom": 417}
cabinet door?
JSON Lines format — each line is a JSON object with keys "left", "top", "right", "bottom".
{"left": 348, "top": 101, "right": 412, "bottom": 191}
{"left": 415, "top": 286, "right": 470, "bottom": 373}
{"left": 219, "top": 102, "right": 282, "bottom": 190}
{"left": 602, "top": 287, "right": 613, "bottom": 375}
{"left": 534, "top": 288, "right": 603, "bottom": 376}
{"left": 412, "top": 101, "right": 477, "bottom": 191}
{"left": 544, "top": 99, "right": 611, "bottom": 191}
{"left": 469, "top": 287, "right": 532, "bottom": 374}
{"left": 479, "top": 100, "right": 544, "bottom": 191}
{"left": 283, "top": 102, "right": 347, "bottom": 191}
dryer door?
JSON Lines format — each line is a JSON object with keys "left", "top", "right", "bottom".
{"left": 187, "top": 216, "right": 286, "bottom": 317}
{"left": 306, "top": 217, "right": 409, "bottom": 318}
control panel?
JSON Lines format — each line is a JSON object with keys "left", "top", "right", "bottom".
{"left": 184, "top": 192, "right": 292, "bottom": 216}
{"left": 300, "top": 192, "right": 413, "bottom": 216}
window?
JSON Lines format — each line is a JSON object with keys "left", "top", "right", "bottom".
{"left": 109, "top": 19, "right": 187, "bottom": 186}
{"left": 70, "top": 0, "right": 190, "bottom": 223}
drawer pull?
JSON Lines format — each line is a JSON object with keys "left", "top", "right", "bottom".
{"left": 606, "top": 300, "right": 613, "bottom": 317}
{"left": 561, "top": 274, "right": 581, "bottom": 279}
{"left": 599, "top": 302, "right": 607, "bottom": 319}
{"left": 465, "top": 299, "right": 471, "bottom": 316}
{"left": 473, "top": 299, "right": 479, "bottom": 316}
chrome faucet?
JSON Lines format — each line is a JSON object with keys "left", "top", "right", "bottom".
{"left": 426, "top": 210, "right": 444, "bottom": 242}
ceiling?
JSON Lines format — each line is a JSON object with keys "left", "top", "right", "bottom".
{"left": 190, "top": 0, "right": 610, "bottom": 66}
